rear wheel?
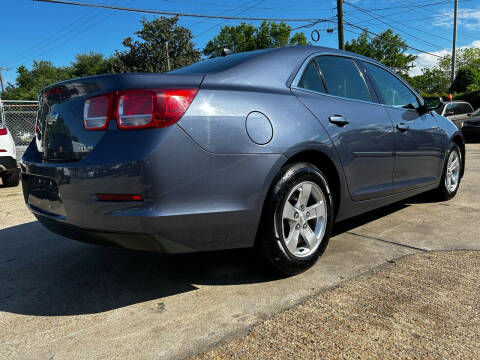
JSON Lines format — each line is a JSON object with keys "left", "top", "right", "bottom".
{"left": 257, "top": 163, "right": 334, "bottom": 275}
{"left": 1, "top": 168, "right": 20, "bottom": 187}
{"left": 432, "top": 144, "right": 462, "bottom": 200}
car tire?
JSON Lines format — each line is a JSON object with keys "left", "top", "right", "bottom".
{"left": 257, "top": 162, "right": 334, "bottom": 276}
{"left": 432, "top": 144, "right": 462, "bottom": 201}
{"left": 2, "top": 168, "right": 20, "bottom": 187}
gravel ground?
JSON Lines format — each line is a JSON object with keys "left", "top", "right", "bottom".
{"left": 192, "top": 250, "right": 480, "bottom": 360}
{"left": 0, "top": 184, "right": 34, "bottom": 229}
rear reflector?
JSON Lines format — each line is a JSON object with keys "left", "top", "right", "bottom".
{"left": 83, "top": 94, "right": 114, "bottom": 130}
{"left": 0, "top": 149, "right": 6, "bottom": 152}
{"left": 83, "top": 88, "right": 197, "bottom": 131}
{"left": 96, "top": 194, "right": 143, "bottom": 202}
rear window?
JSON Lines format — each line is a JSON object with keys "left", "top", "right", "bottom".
{"left": 297, "top": 60, "right": 326, "bottom": 93}
{"left": 169, "top": 50, "right": 268, "bottom": 74}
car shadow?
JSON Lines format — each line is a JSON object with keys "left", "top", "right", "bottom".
{"left": 0, "top": 222, "right": 278, "bottom": 316}
{"left": 0, "top": 193, "right": 430, "bottom": 317}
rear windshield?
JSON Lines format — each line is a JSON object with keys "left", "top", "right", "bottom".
{"left": 170, "top": 49, "right": 268, "bottom": 74}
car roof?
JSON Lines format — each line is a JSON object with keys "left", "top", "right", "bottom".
{"left": 196, "top": 45, "right": 389, "bottom": 92}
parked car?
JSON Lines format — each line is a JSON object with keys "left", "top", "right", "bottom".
{"left": 0, "top": 120, "right": 19, "bottom": 187}
{"left": 21, "top": 46, "right": 464, "bottom": 275}
{"left": 461, "top": 107, "right": 480, "bottom": 142}
{"left": 433, "top": 100, "right": 474, "bottom": 129}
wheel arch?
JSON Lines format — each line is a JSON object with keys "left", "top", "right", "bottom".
{"left": 451, "top": 134, "right": 465, "bottom": 178}
{"left": 281, "top": 149, "right": 342, "bottom": 217}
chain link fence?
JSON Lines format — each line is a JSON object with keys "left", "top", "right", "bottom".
{"left": 0, "top": 99, "right": 38, "bottom": 160}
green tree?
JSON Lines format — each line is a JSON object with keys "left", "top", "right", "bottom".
{"left": 70, "top": 52, "right": 109, "bottom": 78}
{"left": 110, "top": 17, "right": 201, "bottom": 73}
{"left": 407, "top": 67, "right": 451, "bottom": 95}
{"left": 1, "top": 61, "right": 70, "bottom": 100}
{"left": 345, "top": 29, "right": 417, "bottom": 76}
{"left": 450, "top": 66, "right": 480, "bottom": 93}
{"left": 203, "top": 21, "right": 308, "bottom": 58}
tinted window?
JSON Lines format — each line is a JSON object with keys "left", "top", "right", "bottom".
{"left": 363, "top": 62, "right": 419, "bottom": 109}
{"left": 445, "top": 103, "right": 454, "bottom": 116}
{"left": 434, "top": 104, "right": 446, "bottom": 115}
{"left": 453, "top": 103, "right": 469, "bottom": 115}
{"left": 473, "top": 107, "right": 480, "bottom": 116}
{"left": 314, "top": 56, "right": 371, "bottom": 102}
{"left": 170, "top": 49, "right": 268, "bottom": 74}
{"left": 297, "top": 60, "right": 326, "bottom": 93}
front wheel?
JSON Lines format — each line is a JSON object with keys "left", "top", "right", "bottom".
{"left": 257, "top": 163, "right": 334, "bottom": 275}
{"left": 432, "top": 144, "right": 462, "bottom": 201}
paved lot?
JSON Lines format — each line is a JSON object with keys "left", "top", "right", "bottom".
{"left": 193, "top": 251, "right": 480, "bottom": 360}
{"left": 0, "top": 144, "right": 479, "bottom": 359}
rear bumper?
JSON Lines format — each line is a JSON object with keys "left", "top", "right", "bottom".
{"left": 0, "top": 156, "right": 17, "bottom": 173}
{"left": 21, "top": 125, "right": 284, "bottom": 253}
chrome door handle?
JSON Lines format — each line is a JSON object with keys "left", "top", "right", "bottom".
{"left": 329, "top": 115, "right": 349, "bottom": 126}
{"left": 396, "top": 123, "right": 410, "bottom": 132}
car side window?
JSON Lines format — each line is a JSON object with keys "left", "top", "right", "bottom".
{"left": 362, "top": 61, "right": 419, "bottom": 109}
{"left": 453, "top": 103, "right": 466, "bottom": 115}
{"left": 314, "top": 56, "right": 371, "bottom": 102}
{"left": 297, "top": 60, "right": 326, "bottom": 94}
{"left": 445, "top": 103, "right": 454, "bottom": 116}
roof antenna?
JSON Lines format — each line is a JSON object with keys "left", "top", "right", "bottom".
{"left": 221, "top": 48, "right": 233, "bottom": 57}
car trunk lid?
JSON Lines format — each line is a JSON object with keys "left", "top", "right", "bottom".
{"left": 36, "top": 73, "right": 204, "bottom": 162}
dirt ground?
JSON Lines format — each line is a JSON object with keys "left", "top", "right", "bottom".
{"left": 193, "top": 250, "right": 480, "bottom": 360}
{"left": 0, "top": 183, "right": 34, "bottom": 228}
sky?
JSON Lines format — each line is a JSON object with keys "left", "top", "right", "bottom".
{"left": 1, "top": 0, "right": 480, "bottom": 87}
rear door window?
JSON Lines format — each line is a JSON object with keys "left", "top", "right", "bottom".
{"left": 453, "top": 103, "right": 467, "bottom": 115}
{"left": 362, "top": 61, "right": 419, "bottom": 109}
{"left": 314, "top": 56, "right": 372, "bottom": 102}
{"left": 297, "top": 60, "right": 326, "bottom": 94}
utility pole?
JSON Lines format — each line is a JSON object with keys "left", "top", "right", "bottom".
{"left": 337, "top": 0, "right": 344, "bottom": 50}
{"left": 0, "top": 67, "right": 7, "bottom": 93}
{"left": 165, "top": 41, "right": 171, "bottom": 71}
{"left": 451, "top": 0, "right": 458, "bottom": 86}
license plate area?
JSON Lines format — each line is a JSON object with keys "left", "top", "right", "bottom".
{"left": 27, "top": 175, "right": 66, "bottom": 217}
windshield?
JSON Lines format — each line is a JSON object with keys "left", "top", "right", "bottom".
{"left": 433, "top": 104, "right": 445, "bottom": 115}
{"left": 473, "top": 108, "right": 480, "bottom": 116}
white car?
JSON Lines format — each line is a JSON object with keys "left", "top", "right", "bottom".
{"left": 0, "top": 121, "right": 19, "bottom": 187}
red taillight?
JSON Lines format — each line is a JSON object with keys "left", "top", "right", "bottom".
{"left": 82, "top": 89, "right": 197, "bottom": 131}
{"left": 0, "top": 127, "right": 6, "bottom": 136}
{"left": 117, "top": 89, "right": 198, "bottom": 129}
{"left": 96, "top": 194, "right": 143, "bottom": 202}
{"left": 83, "top": 94, "right": 114, "bottom": 130}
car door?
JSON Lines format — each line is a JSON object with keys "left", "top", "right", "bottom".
{"left": 362, "top": 61, "right": 443, "bottom": 193}
{"left": 453, "top": 103, "right": 474, "bottom": 128}
{"left": 292, "top": 55, "right": 395, "bottom": 201}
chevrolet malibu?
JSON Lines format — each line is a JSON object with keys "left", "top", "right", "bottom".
{"left": 21, "top": 46, "right": 464, "bottom": 274}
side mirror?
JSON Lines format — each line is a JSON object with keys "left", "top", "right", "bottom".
{"left": 468, "top": 113, "right": 473, "bottom": 117}
{"left": 423, "top": 97, "right": 442, "bottom": 112}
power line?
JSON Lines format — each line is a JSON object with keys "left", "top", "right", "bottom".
{"left": 32, "top": 0, "right": 331, "bottom": 22}
{"left": 344, "top": 0, "right": 446, "bottom": 51}
{"left": 3, "top": 0, "right": 135, "bottom": 68}
{"left": 391, "top": 0, "right": 479, "bottom": 43}
{"left": 343, "top": 0, "right": 472, "bottom": 13}
{"left": 343, "top": 21, "right": 444, "bottom": 59}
